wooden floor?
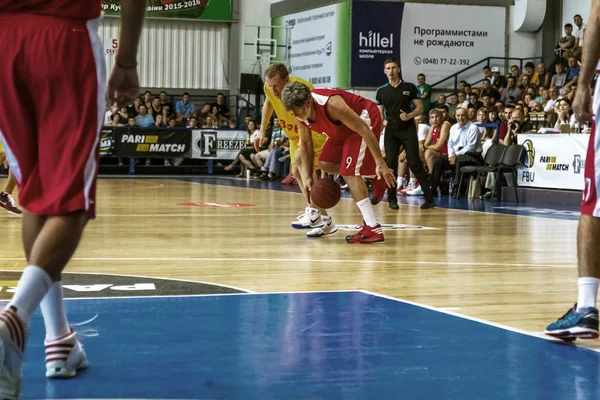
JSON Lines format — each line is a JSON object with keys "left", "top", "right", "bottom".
{"left": 0, "top": 177, "right": 588, "bottom": 346}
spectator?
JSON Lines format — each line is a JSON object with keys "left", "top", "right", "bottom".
{"left": 143, "top": 90, "right": 152, "bottom": 110}
{"left": 510, "top": 65, "right": 521, "bottom": 79}
{"left": 224, "top": 120, "right": 261, "bottom": 177}
{"left": 533, "top": 63, "right": 550, "bottom": 89}
{"left": 482, "top": 65, "right": 493, "bottom": 81}
{"left": 128, "top": 97, "right": 141, "bottom": 116}
{"left": 447, "top": 93, "right": 459, "bottom": 116}
{"left": 477, "top": 107, "right": 495, "bottom": 141}
{"left": 135, "top": 105, "right": 154, "bottom": 128}
{"left": 176, "top": 92, "right": 195, "bottom": 124}
{"left": 468, "top": 93, "right": 483, "bottom": 109}
{"left": 127, "top": 117, "right": 137, "bottom": 127}
{"left": 210, "top": 105, "right": 225, "bottom": 128}
{"left": 437, "top": 104, "right": 456, "bottom": 125}
{"left": 434, "top": 94, "right": 447, "bottom": 109}
{"left": 481, "top": 94, "right": 493, "bottom": 109}
{"left": 153, "top": 114, "right": 164, "bottom": 128}
{"left": 149, "top": 96, "right": 167, "bottom": 122}
{"left": 196, "top": 103, "right": 211, "bottom": 124}
{"left": 423, "top": 109, "right": 450, "bottom": 173}
{"left": 464, "top": 83, "right": 473, "bottom": 97}
{"left": 187, "top": 116, "right": 199, "bottom": 128}
{"left": 213, "top": 93, "right": 230, "bottom": 118}
{"left": 457, "top": 91, "right": 470, "bottom": 109}
{"left": 505, "top": 108, "right": 533, "bottom": 146}
{"left": 524, "top": 62, "right": 536, "bottom": 79}
{"left": 467, "top": 105, "right": 478, "bottom": 123}
{"left": 239, "top": 113, "right": 253, "bottom": 131}
{"left": 555, "top": 23, "right": 576, "bottom": 62}
{"left": 544, "top": 86, "right": 560, "bottom": 112}
{"left": 519, "top": 74, "right": 532, "bottom": 93}
{"left": 109, "top": 113, "right": 121, "bottom": 127}
{"left": 481, "top": 79, "right": 500, "bottom": 103}
{"left": 430, "top": 108, "right": 483, "bottom": 196}
{"left": 202, "top": 115, "right": 214, "bottom": 129}
{"left": 491, "top": 67, "right": 507, "bottom": 90}
{"left": 500, "top": 76, "right": 521, "bottom": 105}
{"left": 551, "top": 63, "right": 568, "bottom": 90}
{"left": 498, "top": 104, "right": 514, "bottom": 145}
{"left": 159, "top": 91, "right": 174, "bottom": 119}
{"left": 417, "top": 73, "right": 432, "bottom": 114}
{"left": 553, "top": 98, "right": 576, "bottom": 130}
{"left": 561, "top": 56, "right": 580, "bottom": 94}
{"left": 573, "top": 14, "right": 585, "bottom": 60}
{"left": 104, "top": 104, "right": 118, "bottom": 125}
{"left": 118, "top": 107, "right": 129, "bottom": 124}
{"left": 167, "top": 117, "right": 177, "bottom": 128}
{"left": 228, "top": 119, "right": 237, "bottom": 129}
{"left": 255, "top": 118, "right": 286, "bottom": 175}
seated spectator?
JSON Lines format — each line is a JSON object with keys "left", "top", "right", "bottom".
{"left": 524, "top": 62, "right": 536, "bottom": 79}
{"left": 187, "top": 117, "right": 199, "bottom": 129}
{"left": 213, "top": 92, "right": 230, "bottom": 119}
{"left": 529, "top": 101, "right": 544, "bottom": 113}
{"left": 143, "top": 91, "right": 152, "bottom": 110}
{"left": 488, "top": 107, "right": 502, "bottom": 127}
{"left": 494, "top": 100, "right": 505, "bottom": 110}
{"left": 500, "top": 76, "right": 521, "bottom": 105}
{"left": 510, "top": 65, "right": 522, "bottom": 80}
{"left": 464, "top": 83, "right": 473, "bottom": 97}
{"left": 553, "top": 98, "right": 576, "bottom": 130}
{"left": 447, "top": 93, "right": 459, "bottom": 116}
{"left": 519, "top": 74, "right": 532, "bottom": 93}
{"left": 239, "top": 114, "right": 254, "bottom": 131}
{"left": 167, "top": 117, "right": 177, "bottom": 128}
{"left": 159, "top": 91, "right": 174, "bottom": 119}
{"left": 471, "top": 87, "right": 481, "bottom": 97}
{"left": 128, "top": 98, "right": 141, "bottom": 117}
{"left": 481, "top": 79, "right": 500, "bottom": 102}
{"left": 109, "top": 113, "right": 121, "bottom": 127}
{"left": 149, "top": 96, "right": 167, "bottom": 122}
{"left": 430, "top": 108, "right": 483, "bottom": 196}
{"left": 555, "top": 23, "right": 576, "bottom": 61}
{"left": 203, "top": 115, "right": 214, "bottom": 129}
{"left": 127, "top": 117, "right": 137, "bottom": 127}
{"left": 104, "top": 104, "right": 118, "bottom": 125}
{"left": 498, "top": 104, "right": 514, "bottom": 145}
{"left": 135, "top": 105, "right": 154, "bottom": 128}
{"left": 437, "top": 104, "right": 456, "bottom": 125}
{"left": 196, "top": 103, "right": 212, "bottom": 123}
{"left": 533, "top": 63, "right": 550, "bottom": 89}
{"left": 228, "top": 119, "right": 237, "bottom": 129}
{"left": 481, "top": 94, "right": 493, "bottom": 109}
{"left": 561, "top": 56, "right": 580, "bottom": 94}
{"left": 505, "top": 108, "right": 533, "bottom": 146}
{"left": 423, "top": 109, "right": 450, "bottom": 173}
{"left": 434, "top": 94, "right": 447, "bottom": 109}
{"left": 551, "top": 63, "right": 568, "bottom": 90}
{"left": 224, "top": 120, "right": 261, "bottom": 177}
{"left": 491, "top": 67, "right": 507, "bottom": 90}
{"left": 153, "top": 114, "right": 165, "bottom": 128}
{"left": 477, "top": 107, "right": 495, "bottom": 141}
{"left": 468, "top": 93, "right": 483, "bottom": 109}
{"left": 573, "top": 14, "right": 585, "bottom": 60}
{"left": 457, "top": 91, "right": 470, "bottom": 109}
{"left": 255, "top": 118, "right": 286, "bottom": 176}
{"left": 176, "top": 92, "right": 195, "bottom": 124}
{"left": 482, "top": 65, "right": 493, "bottom": 81}
{"left": 467, "top": 105, "right": 477, "bottom": 123}
{"left": 210, "top": 105, "right": 226, "bottom": 128}
{"left": 544, "top": 86, "right": 560, "bottom": 112}
{"left": 119, "top": 107, "right": 130, "bottom": 124}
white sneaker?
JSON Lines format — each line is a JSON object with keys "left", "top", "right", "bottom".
{"left": 0, "top": 308, "right": 25, "bottom": 400}
{"left": 45, "top": 329, "right": 88, "bottom": 379}
{"left": 306, "top": 216, "right": 338, "bottom": 238}
{"left": 398, "top": 181, "right": 417, "bottom": 196}
{"left": 406, "top": 185, "right": 424, "bottom": 196}
{"left": 291, "top": 207, "right": 324, "bottom": 229}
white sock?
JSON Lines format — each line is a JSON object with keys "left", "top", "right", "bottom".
{"left": 410, "top": 177, "right": 417, "bottom": 185}
{"left": 356, "top": 198, "right": 378, "bottom": 227}
{"left": 577, "top": 277, "right": 600, "bottom": 312}
{"left": 40, "top": 282, "right": 71, "bottom": 342}
{"left": 8, "top": 266, "right": 53, "bottom": 326}
{"left": 397, "top": 177, "right": 406, "bottom": 188}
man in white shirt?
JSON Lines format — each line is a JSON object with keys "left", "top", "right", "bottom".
{"left": 544, "top": 86, "right": 561, "bottom": 113}
{"left": 573, "top": 14, "right": 585, "bottom": 60}
{"left": 430, "top": 107, "right": 483, "bottom": 196}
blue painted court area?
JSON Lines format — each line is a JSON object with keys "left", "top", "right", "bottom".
{"left": 19, "top": 291, "right": 600, "bottom": 399}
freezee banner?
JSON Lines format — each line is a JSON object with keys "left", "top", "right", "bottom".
{"left": 191, "top": 130, "right": 248, "bottom": 159}
{"left": 102, "top": 0, "right": 232, "bottom": 21}
{"left": 517, "top": 134, "right": 589, "bottom": 191}
{"left": 351, "top": 1, "right": 403, "bottom": 87}
{"left": 272, "top": 1, "right": 350, "bottom": 88}
{"left": 114, "top": 128, "right": 191, "bottom": 158}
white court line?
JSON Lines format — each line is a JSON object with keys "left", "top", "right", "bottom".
{"left": 359, "top": 289, "right": 600, "bottom": 353}
{"left": 0, "top": 257, "right": 576, "bottom": 269}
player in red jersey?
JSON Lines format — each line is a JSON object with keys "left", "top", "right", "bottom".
{"left": 281, "top": 81, "right": 396, "bottom": 243}
{"left": 0, "top": 1, "right": 146, "bottom": 397}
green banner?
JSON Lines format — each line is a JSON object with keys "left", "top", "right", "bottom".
{"left": 102, "top": 0, "right": 232, "bottom": 20}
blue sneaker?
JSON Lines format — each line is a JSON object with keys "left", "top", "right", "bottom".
{"left": 545, "top": 304, "right": 599, "bottom": 342}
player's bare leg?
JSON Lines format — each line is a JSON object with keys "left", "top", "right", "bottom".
{"left": 0, "top": 170, "right": 22, "bottom": 215}
{"left": 320, "top": 161, "right": 383, "bottom": 243}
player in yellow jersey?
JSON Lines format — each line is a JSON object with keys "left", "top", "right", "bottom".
{"left": 0, "top": 138, "right": 22, "bottom": 215}
{"left": 255, "top": 63, "right": 336, "bottom": 237}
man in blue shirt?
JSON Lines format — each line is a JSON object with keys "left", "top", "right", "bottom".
{"left": 176, "top": 92, "right": 195, "bottom": 124}
{"left": 135, "top": 105, "right": 154, "bottom": 127}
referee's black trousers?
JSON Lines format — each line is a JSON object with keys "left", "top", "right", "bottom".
{"left": 384, "top": 121, "right": 433, "bottom": 202}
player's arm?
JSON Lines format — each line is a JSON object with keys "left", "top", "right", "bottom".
{"left": 297, "top": 122, "right": 314, "bottom": 201}
{"left": 574, "top": 1, "right": 600, "bottom": 123}
{"left": 256, "top": 97, "right": 275, "bottom": 151}
{"left": 423, "top": 125, "right": 434, "bottom": 148}
{"left": 377, "top": 105, "right": 387, "bottom": 127}
{"left": 406, "top": 99, "right": 424, "bottom": 120}
{"left": 326, "top": 97, "right": 395, "bottom": 187}
{"left": 107, "top": 0, "right": 146, "bottom": 107}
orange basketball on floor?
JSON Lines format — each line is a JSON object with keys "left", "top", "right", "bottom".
{"left": 311, "top": 178, "right": 341, "bottom": 209}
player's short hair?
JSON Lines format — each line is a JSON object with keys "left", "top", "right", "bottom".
{"left": 383, "top": 58, "right": 399, "bottom": 67}
{"left": 265, "top": 63, "right": 289, "bottom": 80}
{"left": 281, "top": 81, "right": 311, "bottom": 111}
{"left": 429, "top": 109, "right": 441, "bottom": 117}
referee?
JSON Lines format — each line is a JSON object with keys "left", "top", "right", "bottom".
{"left": 376, "top": 58, "right": 435, "bottom": 210}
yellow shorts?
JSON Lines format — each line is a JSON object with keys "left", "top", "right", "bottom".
{"left": 289, "top": 132, "right": 327, "bottom": 170}
{"left": 0, "top": 139, "right": 3, "bottom": 153}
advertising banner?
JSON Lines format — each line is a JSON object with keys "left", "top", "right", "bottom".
{"left": 399, "top": 3, "right": 506, "bottom": 87}
{"left": 272, "top": 1, "right": 350, "bottom": 88}
{"left": 100, "top": 127, "right": 115, "bottom": 156}
{"left": 191, "top": 130, "right": 248, "bottom": 159}
{"left": 102, "top": 0, "right": 232, "bottom": 21}
{"left": 114, "top": 128, "right": 192, "bottom": 158}
{"left": 351, "top": 0, "right": 403, "bottom": 87}
{"left": 517, "top": 134, "right": 589, "bottom": 191}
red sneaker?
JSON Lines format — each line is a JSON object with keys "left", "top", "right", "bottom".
{"left": 370, "top": 178, "right": 387, "bottom": 205}
{"left": 0, "top": 192, "right": 22, "bottom": 215}
{"left": 345, "top": 224, "right": 384, "bottom": 244}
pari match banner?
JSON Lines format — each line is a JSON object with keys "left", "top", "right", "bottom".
{"left": 114, "top": 128, "right": 192, "bottom": 158}
{"left": 102, "top": 0, "right": 232, "bottom": 20}
{"left": 351, "top": 2, "right": 506, "bottom": 88}
{"left": 272, "top": 1, "right": 350, "bottom": 88}
{"left": 191, "top": 130, "right": 248, "bottom": 159}
{"left": 517, "top": 134, "right": 589, "bottom": 191}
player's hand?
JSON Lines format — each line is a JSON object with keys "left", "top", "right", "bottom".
{"left": 376, "top": 160, "right": 396, "bottom": 188}
{"left": 107, "top": 65, "right": 140, "bottom": 108}
{"left": 573, "top": 86, "right": 593, "bottom": 124}
{"left": 449, "top": 155, "right": 457, "bottom": 165}
{"left": 400, "top": 112, "right": 410, "bottom": 122}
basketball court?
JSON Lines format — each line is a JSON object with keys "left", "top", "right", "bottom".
{"left": 0, "top": 176, "right": 595, "bottom": 399}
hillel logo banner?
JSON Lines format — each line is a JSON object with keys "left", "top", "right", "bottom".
{"left": 351, "top": 0, "right": 403, "bottom": 87}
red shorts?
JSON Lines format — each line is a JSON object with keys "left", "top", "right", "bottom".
{"left": 319, "top": 104, "right": 383, "bottom": 177}
{"left": 581, "top": 119, "right": 599, "bottom": 217}
{"left": 0, "top": 14, "right": 106, "bottom": 219}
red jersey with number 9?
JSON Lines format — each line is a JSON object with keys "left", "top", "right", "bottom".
{"left": 302, "top": 88, "right": 381, "bottom": 141}
{"left": 0, "top": 0, "right": 101, "bottom": 20}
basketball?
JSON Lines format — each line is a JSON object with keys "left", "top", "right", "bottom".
{"left": 311, "top": 178, "right": 341, "bottom": 209}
